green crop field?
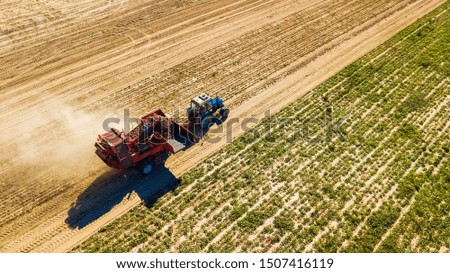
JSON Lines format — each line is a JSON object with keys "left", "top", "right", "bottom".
{"left": 74, "top": 3, "right": 449, "bottom": 253}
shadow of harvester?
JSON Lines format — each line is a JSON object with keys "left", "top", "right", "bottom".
{"left": 65, "top": 164, "right": 180, "bottom": 229}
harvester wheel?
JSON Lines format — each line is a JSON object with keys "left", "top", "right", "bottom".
{"left": 142, "top": 164, "right": 153, "bottom": 175}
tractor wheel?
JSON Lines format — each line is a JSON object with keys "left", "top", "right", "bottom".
{"left": 220, "top": 107, "right": 229, "bottom": 118}
{"left": 201, "top": 116, "right": 215, "bottom": 129}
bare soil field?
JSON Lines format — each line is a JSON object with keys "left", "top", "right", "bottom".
{"left": 0, "top": 0, "right": 445, "bottom": 252}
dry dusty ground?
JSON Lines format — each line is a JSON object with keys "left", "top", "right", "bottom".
{"left": 0, "top": 0, "right": 445, "bottom": 252}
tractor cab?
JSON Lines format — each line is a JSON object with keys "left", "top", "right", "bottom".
{"left": 190, "top": 93, "right": 214, "bottom": 116}
{"left": 187, "top": 93, "right": 229, "bottom": 128}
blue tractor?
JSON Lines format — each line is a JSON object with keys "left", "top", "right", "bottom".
{"left": 187, "top": 93, "right": 229, "bottom": 129}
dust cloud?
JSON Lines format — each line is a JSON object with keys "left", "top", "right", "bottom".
{"left": 0, "top": 96, "right": 110, "bottom": 182}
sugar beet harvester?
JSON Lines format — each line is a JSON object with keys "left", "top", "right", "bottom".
{"left": 95, "top": 94, "right": 229, "bottom": 174}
